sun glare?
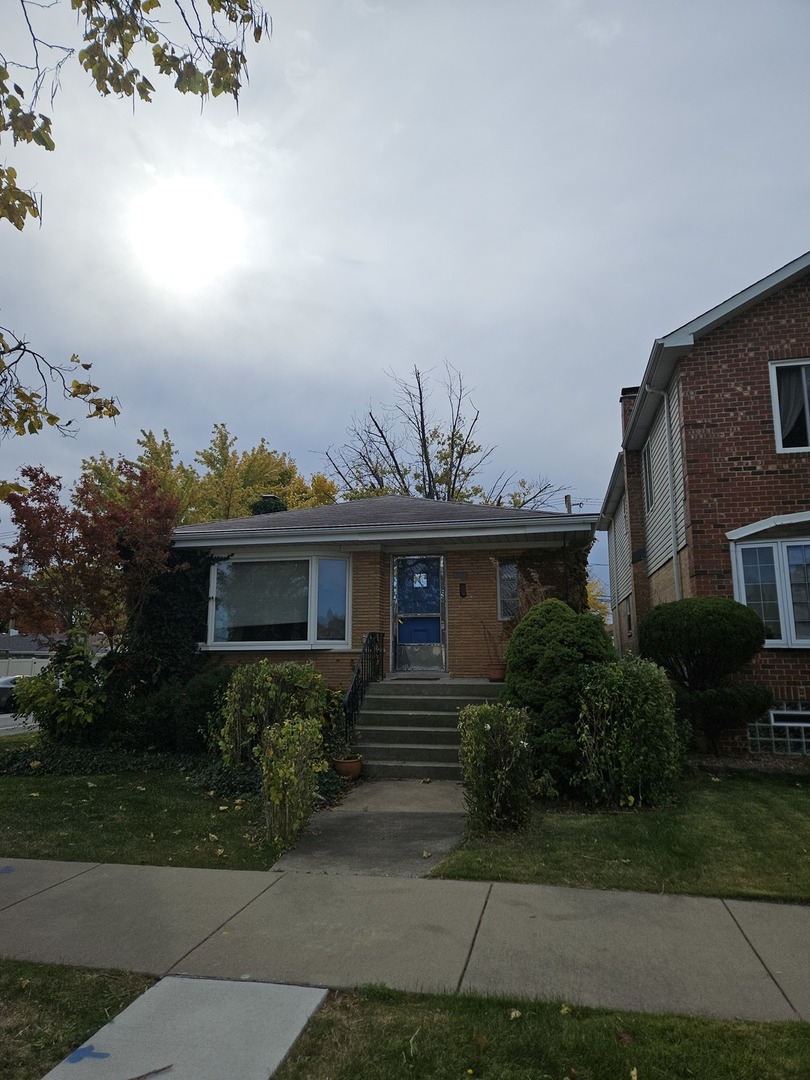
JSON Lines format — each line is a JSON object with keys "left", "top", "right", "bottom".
{"left": 127, "top": 177, "right": 247, "bottom": 294}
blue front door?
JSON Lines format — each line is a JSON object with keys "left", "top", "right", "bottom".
{"left": 393, "top": 556, "right": 446, "bottom": 672}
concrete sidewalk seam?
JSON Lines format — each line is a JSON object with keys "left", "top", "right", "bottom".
{"left": 162, "top": 872, "right": 286, "bottom": 977}
{"left": 455, "top": 881, "right": 493, "bottom": 993}
{"left": 0, "top": 860, "right": 100, "bottom": 914}
{"left": 721, "top": 898, "right": 799, "bottom": 1019}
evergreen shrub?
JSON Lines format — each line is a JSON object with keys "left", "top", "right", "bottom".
{"left": 458, "top": 702, "right": 534, "bottom": 831}
{"left": 639, "top": 597, "right": 770, "bottom": 752}
{"left": 638, "top": 597, "right": 765, "bottom": 690}
{"left": 574, "top": 656, "right": 682, "bottom": 808}
{"left": 504, "top": 597, "right": 616, "bottom": 787}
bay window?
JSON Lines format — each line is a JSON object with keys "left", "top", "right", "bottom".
{"left": 212, "top": 556, "right": 349, "bottom": 647}
{"left": 734, "top": 540, "right": 810, "bottom": 646}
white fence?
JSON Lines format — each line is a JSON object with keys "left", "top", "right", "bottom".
{"left": 0, "top": 658, "right": 50, "bottom": 678}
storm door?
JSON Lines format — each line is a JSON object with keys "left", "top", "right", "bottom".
{"left": 392, "top": 556, "right": 446, "bottom": 672}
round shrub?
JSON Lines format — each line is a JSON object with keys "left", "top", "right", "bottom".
{"left": 458, "top": 703, "right": 534, "bottom": 831}
{"left": 574, "top": 656, "right": 682, "bottom": 808}
{"left": 504, "top": 598, "right": 616, "bottom": 788}
{"left": 638, "top": 597, "right": 766, "bottom": 690}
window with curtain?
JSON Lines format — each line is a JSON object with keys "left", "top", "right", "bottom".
{"left": 772, "top": 361, "right": 810, "bottom": 450}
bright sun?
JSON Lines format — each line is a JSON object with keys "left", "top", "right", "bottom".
{"left": 127, "top": 176, "right": 247, "bottom": 294}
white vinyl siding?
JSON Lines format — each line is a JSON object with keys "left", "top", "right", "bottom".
{"left": 644, "top": 381, "right": 686, "bottom": 575}
{"left": 608, "top": 494, "right": 632, "bottom": 610}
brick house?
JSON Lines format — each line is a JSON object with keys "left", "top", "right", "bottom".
{"left": 599, "top": 250, "right": 810, "bottom": 742}
{"left": 173, "top": 495, "right": 595, "bottom": 689}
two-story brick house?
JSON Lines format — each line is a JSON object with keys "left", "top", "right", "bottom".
{"left": 599, "top": 251, "right": 810, "bottom": 747}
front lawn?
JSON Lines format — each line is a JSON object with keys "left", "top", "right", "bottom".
{"left": 433, "top": 772, "right": 810, "bottom": 902}
{"left": 275, "top": 984, "right": 810, "bottom": 1080}
{"left": 1, "top": 958, "right": 153, "bottom": 1080}
{"left": 0, "top": 770, "right": 276, "bottom": 870}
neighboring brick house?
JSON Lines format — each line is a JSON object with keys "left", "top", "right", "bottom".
{"left": 174, "top": 495, "right": 596, "bottom": 689}
{"left": 599, "top": 250, "right": 810, "bottom": 741}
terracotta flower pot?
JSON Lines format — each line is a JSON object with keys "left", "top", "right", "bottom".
{"left": 332, "top": 757, "right": 362, "bottom": 780}
{"left": 487, "top": 661, "right": 506, "bottom": 682}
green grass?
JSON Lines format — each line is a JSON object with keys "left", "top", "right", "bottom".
{"left": 0, "top": 770, "right": 277, "bottom": 869}
{"left": 0, "top": 958, "right": 153, "bottom": 1080}
{"left": 433, "top": 773, "right": 810, "bottom": 902}
{"left": 275, "top": 985, "right": 810, "bottom": 1080}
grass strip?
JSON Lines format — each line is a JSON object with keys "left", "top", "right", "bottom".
{"left": 276, "top": 984, "right": 810, "bottom": 1080}
{"left": 433, "top": 772, "right": 810, "bottom": 902}
{"left": 0, "top": 770, "right": 276, "bottom": 870}
{"left": 0, "top": 958, "right": 153, "bottom": 1080}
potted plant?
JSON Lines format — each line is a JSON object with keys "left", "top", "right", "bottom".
{"left": 331, "top": 741, "right": 363, "bottom": 780}
{"left": 482, "top": 622, "right": 508, "bottom": 682}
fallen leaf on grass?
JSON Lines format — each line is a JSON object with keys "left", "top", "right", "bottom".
{"left": 509, "top": 1008, "right": 521, "bottom": 1020}
{"left": 29, "top": 760, "right": 41, "bottom": 769}
{"left": 87, "top": 782, "right": 97, "bottom": 788}
{"left": 208, "top": 833, "right": 219, "bottom": 842}
{"left": 560, "top": 1004, "right": 571, "bottom": 1015}
{"left": 617, "top": 1031, "right": 633, "bottom": 1045}
{"left": 28, "top": 792, "right": 40, "bottom": 798}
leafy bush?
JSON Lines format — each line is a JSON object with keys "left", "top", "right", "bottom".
{"left": 458, "top": 703, "right": 534, "bottom": 832}
{"left": 504, "top": 598, "right": 616, "bottom": 787}
{"left": 218, "top": 660, "right": 329, "bottom": 767}
{"left": 216, "top": 661, "right": 331, "bottom": 844}
{"left": 13, "top": 641, "right": 107, "bottom": 745}
{"left": 639, "top": 598, "right": 770, "bottom": 752}
{"left": 124, "top": 667, "right": 233, "bottom": 753}
{"left": 256, "top": 715, "right": 327, "bottom": 846}
{"left": 638, "top": 597, "right": 765, "bottom": 690}
{"left": 574, "top": 656, "right": 682, "bottom": 808}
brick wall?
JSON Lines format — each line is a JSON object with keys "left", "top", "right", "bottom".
{"left": 675, "top": 274, "right": 810, "bottom": 699}
{"left": 210, "top": 544, "right": 591, "bottom": 686}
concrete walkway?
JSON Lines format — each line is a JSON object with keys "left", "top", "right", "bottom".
{"left": 0, "top": 780, "right": 807, "bottom": 1077}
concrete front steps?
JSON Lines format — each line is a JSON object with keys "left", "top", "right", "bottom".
{"left": 355, "top": 678, "right": 502, "bottom": 780}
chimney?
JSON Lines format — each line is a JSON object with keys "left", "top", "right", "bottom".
{"left": 620, "top": 386, "right": 640, "bottom": 437}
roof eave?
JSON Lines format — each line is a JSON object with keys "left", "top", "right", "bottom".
{"left": 597, "top": 454, "right": 626, "bottom": 530}
{"left": 173, "top": 514, "right": 599, "bottom": 549}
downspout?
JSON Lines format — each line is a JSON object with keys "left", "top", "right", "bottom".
{"left": 644, "top": 385, "right": 682, "bottom": 600}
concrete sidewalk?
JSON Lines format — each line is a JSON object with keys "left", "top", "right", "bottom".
{"left": 2, "top": 778, "right": 808, "bottom": 1077}
{"left": 1, "top": 856, "right": 807, "bottom": 1023}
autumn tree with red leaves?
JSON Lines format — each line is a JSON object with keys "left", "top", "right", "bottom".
{"left": 0, "top": 462, "right": 179, "bottom": 648}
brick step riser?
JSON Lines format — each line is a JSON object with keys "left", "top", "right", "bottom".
{"left": 360, "top": 699, "right": 494, "bottom": 717}
{"left": 363, "top": 761, "right": 463, "bottom": 781}
{"left": 357, "top": 710, "right": 461, "bottom": 728}
{"left": 356, "top": 726, "right": 461, "bottom": 747}
{"left": 360, "top": 742, "right": 460, "bottom": 764}
{"left": 364, "top": 682, "right": 502, "bottom": 701}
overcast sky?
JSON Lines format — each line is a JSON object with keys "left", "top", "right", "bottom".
{"left": 2, "top": 0, "right": 810, "bottom": 591}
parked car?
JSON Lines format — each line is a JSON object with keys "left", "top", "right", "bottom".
{"left": 0, "top": 675, "right": 27, "bottom": 713}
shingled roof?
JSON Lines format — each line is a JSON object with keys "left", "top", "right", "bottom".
{"left": 174, "top": 495, "right": 596, "bottom": 549}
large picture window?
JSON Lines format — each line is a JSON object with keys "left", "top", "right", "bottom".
{"left": 770, "top": 360, "right": 810, "bottom": 451}
{"left": 734, "top": 540, "right": 810, "bottom": 646}
{"left": 212, "top": 557, "right": 349, "bottom": 647}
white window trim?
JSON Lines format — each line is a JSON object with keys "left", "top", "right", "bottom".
{"left": 205, "top": 554, "right": 352, "bottom": 651}
{"left": 769, "top": 358, "right": 810, "bottom": 454}
{"left": 731, "top": 538, "right": 810, "bottom": 648}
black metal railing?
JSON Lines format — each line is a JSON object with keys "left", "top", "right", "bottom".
{"left": 344, "top": 632, "right": 385, "bottom": 741}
